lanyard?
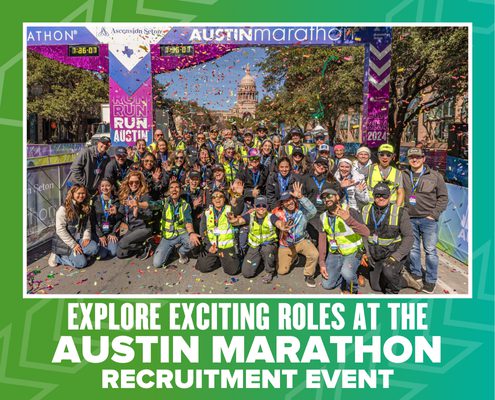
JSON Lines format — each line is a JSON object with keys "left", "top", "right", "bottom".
{"left": 312, "top": 176, "right": 325, "bottom": 192}
{"left": 371, "top": 205, "right": 390, "bottom": 232}
{"left": 171, "top": 202, "right": 181, "bottom": 222}
{"left": 214, "top": 206, "right": 225, "bottom": 226}
{"left": 278, "top": 173, "right": 289, "bottom": 193}
{"left": 284, "top": 210, "right": 296, "bottom": 240}
{"left": 100, "top": 195, "right": 111, "bottom": 221}
{"left": 118, "top": 164, "right": 128, "bottom": 180}
{"left": 409, "top": 167, "right": 425, "bottom": 193}
{"left": 174, "top": 167, "right": 184, "bottom": 181}
{"left": 252, "top": 170, "right": 260, "bottom": 187}
{"left": 228, "top": 160, "right": 236, "bottom": 181}
{"left": 379, "top": 166, "right": 391, "bottom": 180}
{"left": 95, "top": 154, "right": 106, "bottom": 170}
{"left": 160, "top": 153, "right": 168, "bottom": 163}
{"left": 201, "top": 165, "right": 207, "bottom": 181}
{"left": 327, "top": 215, "right": 337, "bottom": 240}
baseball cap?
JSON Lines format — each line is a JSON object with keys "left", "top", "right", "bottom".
{"left": 292, "top": 146, "right": 304, "bottom": 156}
{"left": 248, "top": 148, "right": 260, "bottom": 158}
{"left": 212, "top": 164, "right": 225, "bottom": 172}
{"left": 289, "top": 127, "right": 303, "bottom": 137}
{"left": 115, "top": 146, "right": 127, "bottom": 156}
{"left": 279, "top": 191, "right": 293, "bottom": 201}
{"left": 356, "top": 146, "right": 371, "bottom": 156}
{"left": 254, "top": 196, "right": 268, "bottom": 207}
{"left": 224, "top": 140, "right": 236, "bottom": 150}
{"left": 98, "top": 136, "right": 111, "bottom": 144}
{"left": 321, "top": 187, "right": 339, "bottom": 197}
{"left": 373, "top": 182, "right": 391, "bottom": 197}
{"left": 407, "top": 147, "right": 424, "bottom": 157}
{"left": 257, "top": 124, "right": 268, "bottom": 131}
{"left": 315, "top": 157, "right": 330, "bottom": 166}
{"left": 319, "top": 144, "right": 330, "bottom": 152}
{"left": 189, "top": 171, "right": 201, "bottom": 180}
{"left": 315, "top": 134, "right": 325, "bottom": 140}
{"left": 243, "top": 130, "right": 254, "bottom": 137}
{"left": 378, "top": 143, "right": 394, "bottom": 153}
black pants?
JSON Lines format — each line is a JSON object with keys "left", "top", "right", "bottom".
{"left": 196, "top": 247, "right": 240, "bottom": 275}
{"left": 116, "top": 227, "right": 152, "bottom": 259}
{"left": 241, "top": 243, "right": 277, "bottom": 278}
{"left": 369, "top": 257, "right": 407, "bottom": 294}
{"left": 307, "top": 215, "right": 322, "bottom": 244}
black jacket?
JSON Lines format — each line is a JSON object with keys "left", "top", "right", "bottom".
{"left": 302, "top": 173, "right": 336, "bottom": 213}
{"left": 104, "top": 158, "right": 132, "bottom": 188}
{"left": 70, "top": 146, "right": 110, "bottom": 193}
{"left": 236, "top": 165, "right": 269, "bottom": 199}
{"left": 91, "top": 194, "right": 123, "bottom": 238}
{"left": 118, "top": 193, "right": 153, "bottom": 231}
{"left": 266, "top": 172, "right": 300, "bottom": 210}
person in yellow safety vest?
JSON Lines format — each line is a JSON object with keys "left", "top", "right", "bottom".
{"left": 282, "top": 127, "right": 308, "bottom": 157}
{"left": 142, "top": 181, "right": 201, "bottom": 268}
{"left": 195, "top": 183, "right": 244, "bottom": 276}
{"left": 133, "top": 139, "right": 148, "bottom": 163}
{"left": 147, "top": 129, "right": 164, "bottom": 153}
{"left": 366, "top": 143, "right": 405, "bottom": 205}
{"left": 255, "top": 123, "right": 269, "bottom": 144}
{"left": 228, "top": 195, "right": 292, "bottom": 283}
{"left": 361, "top": 182, "right": 423, "bottom": 294}
{"left": 220, "top": 139, "right": 243, "bottom": 184}
{"left": 239, "top": 130, "right": 259, "bottom": 163}
{"left": 318, "top": 185, "right": 370, "bottom": 294}
{"left": 216, "top": 128, "right": 238, "bottom": 160}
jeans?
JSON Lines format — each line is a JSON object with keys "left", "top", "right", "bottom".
{"left": 56, "top": 239, "right": 99, "bottom": 269}
{"left": 153, "top": 233, "right": 192, "bottom": 267}
{"left": 409, "top": 218, "right": 439, "bottom": 284}
{"left": 322, "top": 252, "right": 360, "bottom": 293}
{"left": 98, "top": 239, "right": 119, "bottom": 259}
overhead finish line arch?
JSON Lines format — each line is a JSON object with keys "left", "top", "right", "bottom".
{"left": 27, "top": 24, "right": 392, "bottom": 147}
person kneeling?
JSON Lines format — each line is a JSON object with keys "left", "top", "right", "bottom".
{"left": 196, "top": 187, "right": 244, "bottom": 276}
{"left": 318, "top": 186, "right": 370, "bottom": 294}
{"left": 228, "top": 196, "right": 291, "bottom": 283}
{"left": 362, "top": 183, "right": 423, "bottom": 294}
{"left": 146, "top": 181, "right": 201, "bottom": 268}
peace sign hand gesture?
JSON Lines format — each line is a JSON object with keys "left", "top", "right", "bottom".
{"left": 289, "top": 181, "right": 303, "bottom": 199}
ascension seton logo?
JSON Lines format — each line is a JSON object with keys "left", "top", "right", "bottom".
{"left": 97, "top": 27, "right": 110, "bottom": 37}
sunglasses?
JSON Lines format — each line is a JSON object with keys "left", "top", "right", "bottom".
{"left": 176, "top": 157, "right": 184, "bottom": 160}
{"left": 324, "top": 193, "right": 336, "bottom": 199}
{"left": 249, "top": 157, "right": 260, "bottom": 161}
{"left": 378, "top": 152, "right": 393, "bottom": 158}
{"left": 255, "top": 204, "right": 267, "bottom": 209}
{"left": 293, "top": 153, "right": 303, "bottom": 158}
{"left": 143, "top": 159, "right": 154, "bottom": 163}
{"left": 212, "top": 194, "right": 225, "bottom": 199}
{"left": 374, "top": 194, "right": 390, "bottom": 199}
{"left": 129, "top": 180, "right": 140, "bottom": 186}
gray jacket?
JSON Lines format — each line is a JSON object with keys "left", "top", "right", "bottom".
{"left": 70, "top": 146, "right": 110, "bottom": 193}
{"left": 402, "top": 165, "right": 448, "bottom": 220}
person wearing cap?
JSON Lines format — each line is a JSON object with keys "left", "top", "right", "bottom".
{"left": 402, "top": 147, "right": 448, "bottom": 293}
{"left": 361, "top": 182, "right": 422, "bottom": 294}
{"left": 206, "top": 128, "right": 220, "bottom": 161}
{"left": 239, "top": 130, "right": 257, "bottom": 162}
{"left": 353, "top": 146, "right": 373, "bottom": 177}
{"left": 196, "top": 181, "right": 245, "bottom": 276}
{"left": 301, "top": 156, "right": 335, "bottom": 243}
{"left": 330, "top": 144, "right": 346, "bottom": 175}
{"left": 318, "top": 185, "right": 370, "bottom": 294}
{"left": 182, "top": 171, "right": 206, "bottom": 235}
{"left": 272, "top": 181, "right": 319, "bottom": 287}
{"left": 147, "top": 129, "right": 164, "bottom": 153}
{"left": 228, "top": 195, "right": 289, "bottom": 283}
{"left": 70, "top": 136, "right": 111, "bottom": 195}
{"left": 282, "top": 127, "right": 308, "bottom": 157}
{"left": 141, "top": 181, "right": 202, "bottom": 267}
{"left": 290, "top": 146, "right": 310, "bottom": 175}
{"left": 309, "top": 134, "right": 327, "bottom": 162}
{"left": 365, "top": 143, "right": 404, "bottom": 206}
{"left": 205, "top": 164, "right": 228, "bottom": 206}
{"left": 334, "top": 158, "right": 369, "bottom": 211}
{"left": 104, "top": 146, "right": 133, "bottom": 188}
{"left": 236, "top": 148, "right": 269, "bottom": 201}
{"left": 255, "top": 123, "right": 268, "bottom": 144}
{"left": 216, "top": 129, "right": 240, "bottom": 160}
{"left": 220, "top": 139, "right": 244, "bottom": 184}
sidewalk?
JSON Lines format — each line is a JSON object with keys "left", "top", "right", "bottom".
{"left": 26, "top": 243, "right": 468, "bottom": 296}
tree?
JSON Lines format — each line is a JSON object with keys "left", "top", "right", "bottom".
{"left": 256, "top": 46, "right": 364, "bottom": 144}
{"left": 388, "top": 27, "right": 468, "bottom": 156}
{"left": 27, "top": 50, "right": 108, "bottom": 142}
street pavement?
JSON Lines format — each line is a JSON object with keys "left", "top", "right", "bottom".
{"left": 26, "top": 243, "right": 468, "bottom": 296}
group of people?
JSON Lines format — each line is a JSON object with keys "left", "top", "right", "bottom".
{"left": 48, "top": 124, "right": 448, "bottom": 294}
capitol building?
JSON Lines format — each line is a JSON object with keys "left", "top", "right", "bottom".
{"left": 210, "top": 64, "right": 258, "bottom": 124}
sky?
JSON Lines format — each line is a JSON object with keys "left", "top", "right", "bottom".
{"left": 155, "top": 47, "right": 269, "bottom": 111}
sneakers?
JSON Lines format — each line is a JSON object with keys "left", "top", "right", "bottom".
{"left": 178, "top": 254, "right": 189, "bottom": 264}
{"left": 137, "top": 243, "right": 152, "bottom": 260}
{"left": 305, "top": 275, "right": 316, "bottom": 288}
{"left": 401, "top": 268, "right": 423, "bottom": 291}
{"left": 262, "top": 273, "right": 273, "bottom": 284}
{"left": 422, "top": 282, "right": 436, "bottom": 294}
{"left": 48, "top": 253, "right": 57, "bottom": 267}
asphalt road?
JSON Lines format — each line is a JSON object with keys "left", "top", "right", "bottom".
{"left": 26, "top": 243, "right": 468, "bottom": 296}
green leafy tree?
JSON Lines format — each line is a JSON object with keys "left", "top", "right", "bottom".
{"left": 27, "top": 50, "right": 108, "bottom": 142}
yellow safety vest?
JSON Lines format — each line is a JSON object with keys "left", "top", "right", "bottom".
{"left": 247, "top": 214, "right": 278, "bottom": 248}
{"left": 361, "top": 203, "right": 402, "bottom": 246}
{"left": 161, "top": 199, "right": 188, "bottom": 239}
{"left": 321, "top": 204, "right": 363, "bottom": 256}
{"left": 223, "top": 160, "right": 241, "bottom": 184}
{"left": 205, "top": 205, "right": 235, "bottom": 249}
{"left": 366, "top": 164, "right": 401, "bottom": 203}
{"left": 285, "top": 143, "right": 308, "bottom": 156}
